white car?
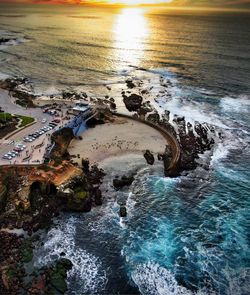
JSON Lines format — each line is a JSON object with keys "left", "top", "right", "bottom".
{"left": 24, "top": 137, "right": 33, "bottom": 142}
{"left": 3, "top": 154, "right": 12, "bottom": 160}
{"left": 17, "top": 144, "right": 26, "bottom": 149}
{"left": 42, "top": 118, "right": 47, "bottom": 123}
{"left": 7, "top": 152, "right": 16, "bottom": 158}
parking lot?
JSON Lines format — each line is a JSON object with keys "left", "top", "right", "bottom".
{"left": 1, "top": 122, "right": 58, "bottom": 165}
{"left": 0, "top": 89, "right": 75, "bottom": 165}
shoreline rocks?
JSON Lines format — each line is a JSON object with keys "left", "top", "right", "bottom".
{"left": 123, "top": 93, "right": 143, "bottom": 112}
{"left": 119, "top": 206, "right": 127, "bottom": 217}
{"left": 113, "top": 175, "right": 135, "bottom": 190}
{"left": 144, "top": 150, "right": 155, "bottom": 165}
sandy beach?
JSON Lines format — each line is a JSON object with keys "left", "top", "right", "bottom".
{"left": 68, "top": 117, "right": 169, "bottom": 165}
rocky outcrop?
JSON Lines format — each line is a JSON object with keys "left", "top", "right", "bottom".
{"left": 66, "top": 191, "right": 91, "bottom": 212}
{"left": 147, "top": 112, "right": 160, "bottom": 124}
{"left": 113, "top": 175, "right": 134, "bottom": 190}
{"left": 57, "top": 162, "right": 105, "bottom": 212}
{"left": 47, "top": 259, "right": 73, "bottom": 294}
{"left": 123, "top": 93, "right": 143, "bottom": 112}
{"left": 57, "top": 175, "right": 91, "bottom": 212}
{"left": 51, "top": 127, "right": 74, "bottom": 159}
{"left": 0, "top": 77, "right": 35, "bottom": 107}
{"left": 126, "top": 78, "right": 136, "bottom": 89}
{"left": 93, "top": 188, "right": 103, "bottom": 206}
{"left": 175, "top": 119, "right": 215, "bottom": 172}
{"left": 62, "top": 90, "right": 87, "bottom": 100}
{"left": 119, "top": 206, "right": 127, "bottom": 217}
{"left": 144, "top": 150, "right": 155, "bottom": 165}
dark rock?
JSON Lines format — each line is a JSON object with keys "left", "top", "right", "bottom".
{"left": 141, "top": 89, "right": 148, "bottom": 95}
{"left": 126, "top": 78, "right": 136, "bottom": 89}
{"left": 110, "top": 102, "right": 116, "bottom": 110}
{"left": 66, "top": 191, "right": 91, "bottom": 212}
{"left": 144, "top": 150, "right": 155, "bottom": 165}
{"left": 147, "top": 112, "right": 160, "bottom": 124}
{"left": 120, "top": 206, "right": 127, "bottom": 217}
{"left": 93, "top": 188, "right": 103, "bottom": 206}
{"left": 49, "top": 258, "right": 73, "bottom": 294}
{"left": 81, "top": 158, "right": 90, "bottom": 173}
{"left": 123, "top": 94, "right": 143, "bottom": 112}
{"left": 113, "top": 175, "right": 134, "bottom": 190}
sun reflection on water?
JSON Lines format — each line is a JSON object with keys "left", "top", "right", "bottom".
{"left": 113, "top": 8, "right": 149, "bottom": 68}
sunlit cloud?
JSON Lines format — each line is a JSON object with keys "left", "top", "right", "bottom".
{"left": 0, "top": 0, "right": 250, "bottom": 10}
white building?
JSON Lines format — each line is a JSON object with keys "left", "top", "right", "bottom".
{"left": 72, "top": 101, "right": 93, "bottom": 119}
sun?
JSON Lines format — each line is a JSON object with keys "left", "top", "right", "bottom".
{"left": 107, "top": 0, "right": 173, "bottom": 5}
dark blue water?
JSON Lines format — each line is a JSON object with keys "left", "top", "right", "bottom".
{"left": 34, "top": 104, "right": 250, "bottom": 294}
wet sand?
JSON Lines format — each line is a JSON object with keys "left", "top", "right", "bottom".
{"left": 68, "top": 118, "right": 169, "bottom": 165}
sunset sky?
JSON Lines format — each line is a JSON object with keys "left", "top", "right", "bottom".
{"left": 0, "top": 0, "right": 250, "bottom": 10}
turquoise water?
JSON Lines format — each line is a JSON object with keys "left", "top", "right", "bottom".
{"left": 34, "top": 135, "right": 250, "bottom": 294}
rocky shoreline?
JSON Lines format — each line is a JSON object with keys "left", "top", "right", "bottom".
{"left": 0, "top": 74, "right": 220, "bottom": 294}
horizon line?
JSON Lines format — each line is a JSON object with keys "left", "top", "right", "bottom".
{"left": 0, "top": 1, "right": 250, "bottom": 13}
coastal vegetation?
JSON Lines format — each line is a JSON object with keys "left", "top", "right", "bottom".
{"left": 17, "top": 115, "right": 34, "bottom": 127}
{"left": 0, "top": 112, "right": 34, "bottom": 139}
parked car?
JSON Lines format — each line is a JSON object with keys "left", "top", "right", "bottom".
{"left": 14, "top": 146, "right": 24, "bottom": 152}
{"left": 24, "top": 137, "right": 34, "bottom": 142}
{"left": 17, "top": 144, "right": 26, "bottom": 149}
{"left": 11, "top": 151, "right": 19, "bottom": 156}
{"left": 31, "top": 133, "right": 40, "bottom": 138}
{"left": 49, "top": 123, "right": 57, "bottom": 128}
{"left": 3, "top": 154, "right": 12, "bottom": 160}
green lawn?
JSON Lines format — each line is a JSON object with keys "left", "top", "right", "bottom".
{"left": 0, "top": 113, "right": 34, "bottom": 127}
{"left": 0, "top": 113, "right": 13, "bottom": 121}
{"left": 18, "top": 115, "right": 35, "bottom": 127}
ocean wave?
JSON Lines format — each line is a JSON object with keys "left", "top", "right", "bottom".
{"left": 34, "top": 216, "right": 107, "bottom": 294}
{"left": 220, "top": 95, "right": 250, "bottom": 113}
{"left": 131, "top": 262, "right": 198, "bottom": 295}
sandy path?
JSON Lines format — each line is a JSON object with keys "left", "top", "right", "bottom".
{"left": 69, "top": 118, "right": 169, "bottom": 165}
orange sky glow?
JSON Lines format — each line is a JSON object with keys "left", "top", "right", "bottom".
{"left": 1, "top": 0, "right": 250, "bottom": 10}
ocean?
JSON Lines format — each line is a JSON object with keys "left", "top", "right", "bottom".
{"left": 0, "top": 4, "right": 250, "bottom": 295}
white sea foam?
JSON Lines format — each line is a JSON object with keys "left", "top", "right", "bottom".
{"left": 131, "top": 262, "right": 211, "bottom": 295}
{"left": 220, "top": 95, "right": 250, "bottom": 113}
{"left": 35, "top": 216, "right": 107, "bottom": 294}
{"left": 132, "top": 262, "right": 219, "bottom": 295}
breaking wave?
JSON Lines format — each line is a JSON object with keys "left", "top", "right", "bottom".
{"left": 34, "top": 216, "right": 107, "bottom": 294}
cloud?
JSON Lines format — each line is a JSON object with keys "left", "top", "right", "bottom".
{"left": 1, "top": 0, "right": 250, "bottom": 9}
{"left": 171, "top": 0, "right": 250, "bottom": 8}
